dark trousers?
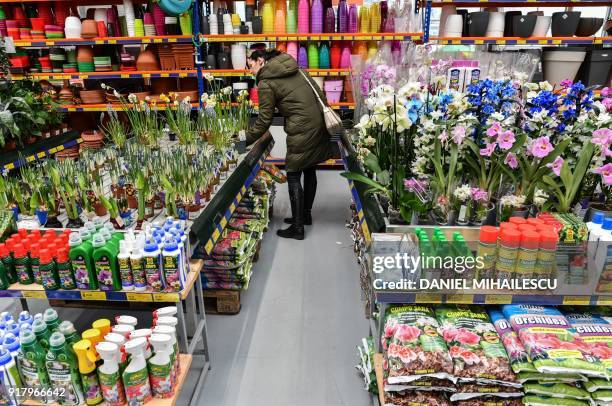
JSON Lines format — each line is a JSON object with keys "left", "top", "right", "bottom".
{"left": 286, "top": 166, "right": 317, "bottom": 227}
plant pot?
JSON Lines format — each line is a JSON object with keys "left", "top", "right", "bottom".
{"left": 93, "top": 202, "right": 107, "bottom": 216}
{"left": 578, "top": 49, "right": 612, "bottom": 87}
{"left": 468, "top": 11, "right": 489, "bottom": 37}
{"left": 438, "top": 5, "right": 457, "bottom": 36}
{"left": 586, "top": 202, "right": 612, "bottom": 222}
{"left": 230, "top": 44, "right": 247, "bottom": 70}
{"left": 206, "top": 54, "right": 217, "bottom": 69}
{"left": 66, "top": 217, "right": 84, "bottom": 229}
{"left": 471, "top": 202, "right": 496, "bottom": 226}
{"left": 431, "top": 210, "right": 456, "bottom": 226}
{"left": 217, "top": 52, "right": 230, "bottom": 69}
{"left": 35, "top": 209, "right": 48, "bottom": 226}
{"left": 252, "top": 16, "right": 263, "bottom": 34}
{"left": 576, "top": 17, "right": 603, "bottom": 37}
{"left": 485, "top": 12, "right": 505, "bottom": 37}
{"left": 456, "top": 203, "right": 471, "bottom": 226}
{"left": 4, "top": 139, "right": 17, "bottom": 150}
{"left": 551, "top": 11, "right": 581, "bottom": 37}
{"left": 513, "top": 14, "right": 536, "bottom": 38}
{"left": 532, "top": 16, "right": 552, "bottom": 37}
{"left": 45, "top": 215, "right": 62, "bottom": 228}
{"left": 504, "top": 11, "right": 521, "bottom": 36}
{"left": 606, "top": 19, "right": 612, "bottom": 36}
{"left": 455, "top": 9, "right": 469, "bottom": 36}
{"left": 443, "top": 14, "right": 463, "bottom": 37}
{"left": 387, "top": 206, "right": 407, "bottom": 225}
{"left": 542, "top": 47, "right": 586, "bottom": 85}
{"left": 145, "top": 199, "right": 155, "bottom": 219}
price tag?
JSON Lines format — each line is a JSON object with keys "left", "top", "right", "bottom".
{"left": 485, "top": 295, "right": 512, "bottom": 304}
{"left": 562, "top": 296, "right": 590, "bottom": 306}
{"left": 596, "top": 297, "right": 612, "bottom": 306}
{"left": 126, "top": 292, "right": 152, "bottom": 302}
{"left": 446, "top": 294, "right": 474, "bottom": 304}
{"left": 415, "top": 293, "right": 442, "bottom": 303}
{"left": 22, "top": 291, "right": 47, "bottom": 299}
{"left": 153, "top": 293, "right": 180, "bottom": 302}
{"left": 81, "top": 291, "right": 106, "bottom": 301}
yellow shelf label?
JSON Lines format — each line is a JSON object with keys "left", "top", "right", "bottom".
{"left": 220, "top": 217, "right": 227, "bottom": 228}
{"left": 126, "top": 292, "right": 153, "bottom": 302}
{"left": 298, "top": 36, "right": 308, "bottom": 41}
{"left": 446, "top": 294, "right": 474, "bottom": 304}
{"left": 563, "top": 296, "right": 590, "bottom": 306}
{"left": 552, "top": 39, "right": 562, "bottom": 45}
{"left": 154, "top": 38, "right": 163, "bottom": 43}
{"left": 596, "top": 297, "right": 612, "bottom": 306}
{"left": 212, "top": 228, "right": 221, "bottom": 242}
{"left": 81, "top": 291, "right": 106, "bottom": 301}
{"left": 121, "top": 74, "right": 130, "bottom": 78}
{"left": 95, "top": 40, "right": 104, "bottom": 44}
{"left": 160, "top": 73, "right": 169, "bottom": 77}
{"left": 108, "top": 39, "right": 117, "bottom": 44}
{"left": 36, "top": 152, "right": 45, "bottom": 159}
{"left": 23, "top": 291, "right": 47, "bottom": 299}
{"left": 169, "top": 38, "right": 177, "bottom": 43}
{"left": 229, "top": 202, "right": 236, "bottom": 212}
{"left": 204, "top": 240, "right": 214, "bottom": 254}
{"left": 153, "top": 293, "right": 180, "bottom": 302}
{"left": 416, "top": 293, "right": 442, "bottom": 303}
{"left": 485, "top": 295, "right": 512, "bottom": 305}
{"left": 475, "top": 39, "right": 484, "bottom": 45}
{"left": 241, "top": 186, "right": 247, "bottom": 194}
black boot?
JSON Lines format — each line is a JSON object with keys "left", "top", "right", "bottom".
{"left": 283, "top": 214, "right": 312, "bottom": 225}
{"left": 277, "top": 176, "right": 305, "bottom": 240}
{"left": 284, "top": 167, "right": 316, "bottom": 226}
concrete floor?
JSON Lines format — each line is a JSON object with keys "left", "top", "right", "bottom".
{"left": 195, "top": 170, "right": 371, "bottom": 406}
{"left": 0, "top": 170, "right": 371, "bottom": 406}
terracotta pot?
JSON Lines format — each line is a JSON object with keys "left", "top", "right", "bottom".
{"left": 93, "top": 202, "right": 108, "bottom": 216}
{"left": 81, "top": 19, "right": 99, "bottom": 38}
{"left": 4, "top": 139, "right": 17, "bottom": 150}
{"left": 136, "top": 48, "right": 160, "bottom": 71}
{"left": 76, "top": 46, "right": 95, "bottom": 62}
{"left": 81, "top": 129, "right": 104, "bottom": 142}
{"left": 112, "top": 185, "right": 126, "bottom": 199}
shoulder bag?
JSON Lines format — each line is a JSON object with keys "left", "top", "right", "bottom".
{"left": 299, "top": 69, "right": 343, "bottom": 135}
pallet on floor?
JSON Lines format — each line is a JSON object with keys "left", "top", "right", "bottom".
{"left": 203, "top": 289, "right": 241, "bottom": 315}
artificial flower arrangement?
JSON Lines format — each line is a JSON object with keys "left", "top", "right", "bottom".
{"left": 345, "top": 46, "right": 611, "bottom": 226}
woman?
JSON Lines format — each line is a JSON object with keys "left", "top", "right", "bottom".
{"left": 246, "top": 49, "right": 332, "bottom": 240}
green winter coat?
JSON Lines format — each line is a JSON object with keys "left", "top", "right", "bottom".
{"left": 246, "top": 53, "right": 332, "bottom": 172}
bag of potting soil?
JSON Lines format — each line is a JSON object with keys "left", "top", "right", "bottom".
{"left": 584, "top": 379, "right": 612, "bottom": 393}
{"left": 385, "top": 378, "right": 457, "bottom": 393}
{"left": 591, "top": 390, "right": 612, "bottom": 404}
{"left": 523, "top": 383, "right": 591, "bottom": 400}
{"left": 382, "top": 305, "right": 454, "bottom": 384}
{"left": 502, "top": 305, "right": 607, "bottom": 379}
{"left": 449, "top": 384, "right": 522, "bottom": 401}
{"left": 564, "top": 311, "right": 612, "bottom": 376}
{"left": 384, "top": 390, "right": 451, "bottom": 406}
{"left": 435, "top": 306, "right": 518, "bottom": 386}
{"left": 522, "top": 396, "right": 590, "bottom": 406}
{"left": 517, "top": 371, "right": 586, "bottom": 384}
{"left": 454, "top": 398, "right": 522, "bottom": 406}
{"left": 488, "top": 308, "right": 537, "bottom": 374}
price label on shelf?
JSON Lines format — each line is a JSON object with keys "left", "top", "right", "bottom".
{"left": 562, "top": 296, "right": 590, "bottom": 306}
{"left": 22, "top": 291, "right": 47, "bottom": 299}
{"left": 415, "top": 293, "right": 442, "bottom": 303}
{"left": 485, "top": 295, "right": 512, "bottom": 305}
{"left": 126, "top": 292, "right": 152, "bottom": 302}
{"left": 446, "top": 294, "right": 474, "bottom": 304}
{"left": 81, "top": 291, "right": 106, "bottom": 301}
{"left": 596, "top": 297, "right": 612, "bottom": 306}
{"left": 153, "top": 293, "right": 180, "bottom": 302}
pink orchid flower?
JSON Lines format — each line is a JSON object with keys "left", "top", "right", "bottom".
{"left": 497, "top": 130, "right": 516, "bottom": 150}
{"left": 452, "top": 125, "right": 467, "bottom": 145}
{"left": 530, "top": 136, "right": 554, "bottom": 158}
{"left": 504, "top": 152, "right": 518, "bottom": 169}
{"left": 480, "top": 141, "right": 496, "bottom": 157}
{"left": 592, "top": 128, "right": 612, "bottom": 146}
{"left": 594, "top": 163, "right": 612, "bottom": 186}
{"left": 546, "top": 156, "right": 564, "bottom": 176}
{"left": 486, "top": 122, "right": 502, "bottom": 137}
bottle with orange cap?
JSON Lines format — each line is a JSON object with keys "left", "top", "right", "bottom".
{"left": 0, "top": 242, "right": 17, "bottom": 284}
{"left": 537, "top": 229, "right": 558, "bottom": 280}
{"left": 13, "top": 243, "right": 32, "bottom": 284}
{"left": 515, "top": 231, "right": 540, "bottom": 281}
{"left": 495, "top": 228, "right": 521, "bottom": 280}
{"left": 476, "top": 226, "right": 499, "bottom": 280}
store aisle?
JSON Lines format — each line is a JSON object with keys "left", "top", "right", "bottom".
{"left": 197, "top": 170, "right": 371, "bottom": 406}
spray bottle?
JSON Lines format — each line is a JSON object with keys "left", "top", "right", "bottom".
{"left": 117, "top": 240, "right": 133, "bottom": 291}
{"left": 115, "top": 316, "right": 138, "bottom": 328}
{"left": 154, "top": 317, "right": 179, "bottom": 377}
{"left": 129, "top": 329, "right": 152, "bottom": 359}
{"left": 0, "top": 348, "right": 21, "bottom": 405}
{"left": 122, "top": 338, "right": 152, "bottom": 405}
{"left": 92, "top": 320, "right": 111, "bottom": 337}
{"left": 46, "top": 332, "right": 86, "bottom": 406}
{"left": 112, "top": 325, "right": 134, "bottom": 340}
{"left": 152, "top": 325, "right": 178, "bottom": 385}
{"left": 73, "top": 340, "right": 103, "bottom": 405}
{"left": 81, "top": 329, "right": 102, "bottom": 361}
{"left": 147, "top": 334, "right": 174, "bottom": 398}
{"left": 96, "top": 341, "right": 127, "bottom": 406}
{"left": 152, "top": 306, "right": 177, "bottom": 321}
{"left": 18, "top": 330, "right": 51, "bottom": 404}
{"left": 104, "top": 333, "right": 127, "bottom": 373}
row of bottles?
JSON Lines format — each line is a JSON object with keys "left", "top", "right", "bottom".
{"left": 0, "top": 307, "right": 180, "bottom": 405}
{"left": 0, "top": 216, "right": 189, "bottom": 293}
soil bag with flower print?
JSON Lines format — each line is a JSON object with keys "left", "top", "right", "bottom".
{"left": 488, "top": 308, "right": 537, "bottom": 374}
{"left": 382, "top": 305, "right": 454, "bottom": 385}
{"left": 449, "top": 384, "right": 522, "bottom": 402}
{"left": 384, "top": 390, "right": 451, "bottom": 406}
{"left": 564, "top": 311, "right": 612, "bottom": 376}
{"left": 435, "top": 306, "right": 517, "bottom": 386}
{"left": 455, "top": 398, "right": 522, "bottom": 406}
{"left": 502, "top": 305, "right": 607, "bottom": 379}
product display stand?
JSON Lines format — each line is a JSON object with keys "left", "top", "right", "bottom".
{"left": 0, "top": 129, "right": 80, "bottom": 172}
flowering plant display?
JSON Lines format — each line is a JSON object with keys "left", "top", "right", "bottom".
{"left": 347, "top": 46, "right": 611, "bottom": 225}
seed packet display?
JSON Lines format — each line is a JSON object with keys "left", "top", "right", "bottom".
{"left": 523, "top": 383, "right": 591, "bottom": 400}
{"left": 522, "top": 395, "right": 590, "bottom": 406}
{"left": 502, "top": 305, "right": 607, "bottom": 378}
{"left": 382, "top": 305, "right": 454, "bottom": 384}
{"left": 488, "top": 308, "right": 537, "bottom": 374}
{"left": 564, "top": 311, "right": 612, "bottom": 375}
{"left": 435, "top": 306, "right": 517, "bottom": 385}
{"left": 384, "top": 390, "right": 451, "bottom": 406}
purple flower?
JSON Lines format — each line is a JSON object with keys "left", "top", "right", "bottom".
{"left": 404, "top": 178, "right": 427, "bottom": 192}
{"left": 470, "top": 188, "right": 488, "bottom": 202}
{"left": 594, "top": 163, "right": 612, "bottom": 186}
{"left": 452, "top": 125, "right": 467, "bottom": 145}
{"left": 592, "top": 128, "right": 612, "bottom": 146}
{"left": 486, "top": 122, "right": 502, "bottom": 137}
{"left": 604, "top": 98, "right": 612, "bottom": 112}
{"left": 479, "top": 141, "right": 496, "bottom": 157}
{"left": 504, "top": 152, "right": 518, "bottom": 169}
{"left": 496, "top": 130, "right": 515, "bottom": 150}
{"left": 546, "top": 156, "right": 564, "bottom": 176}
{"left": 530, "top": 136, "right": 554, "bottom": 158}
{"left": 438, "top": 130, "right": 448, "bottom": 142}
{"left": 560, "top": 79, "right": 573, "bottom": 88}
{"left": 602, "top": 87, "right": 610, "bottom": 97}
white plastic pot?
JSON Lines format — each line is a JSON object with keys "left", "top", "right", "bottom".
{"left": 230, "top": 44, "right": 247, "bottom": 69}
{"left": 443, "top": 14, "right": 463, "bottom": 37}
{"left": 543, "top": 50, "right": 586, "bottom": 85}
{"left": 532, "top": 16, "right": 551, "bottom": 37}
{"left": 486, "top": 12, "right": 505, "bottom": 37}
{"left": 438, "top": 5, "right": 457, "bottom": 36}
